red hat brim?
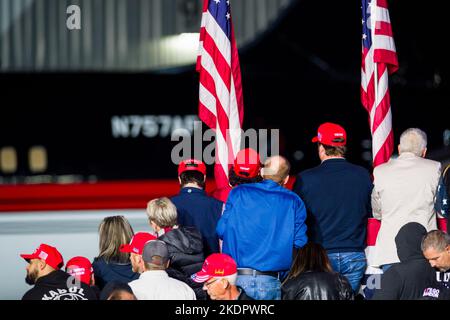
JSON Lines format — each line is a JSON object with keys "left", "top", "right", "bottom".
{"left": 312, "top": 136, "right": 319, "bottom": 143}
{"left": 191, "top": 270, "right": 213, "bottom": 283}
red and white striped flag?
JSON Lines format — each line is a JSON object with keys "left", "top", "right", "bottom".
{"left": 197, "top": 0, "right": 244, "bottom": 201}
{"left": 361, "top": 0, "right": 398, "bottom": 167}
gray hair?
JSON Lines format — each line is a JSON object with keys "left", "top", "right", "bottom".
{"left": 421, "top": 230, "right": 450, "bottom": 252}
{"left": 399, "top": 128, "right": 427, "bottom": 156}
{"left": 216, "top": 273, "right": 237, "bottom": 286}
{"left": 146, "top": 197, "right": 177, "bottom": 228}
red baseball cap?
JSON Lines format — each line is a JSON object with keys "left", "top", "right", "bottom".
{"left": 191, "top": 253, "right": 237, "bottom": 283}
{"left": 119, "top": 232, "right": 157, "bottom": 255}
{"left": 311, "top": 122, "right": 347, "bottom": 146}
{"left": 233, "top": 148, "right": 261, "bottom": 178}
{"left": 20, "top": 244, "right": 64, "bottom": 270}
{"left": 178, "top": 159, "right": 207, "bottom": 176}
{"left": 66, "top": 256, "right": 93, "bottom": 286}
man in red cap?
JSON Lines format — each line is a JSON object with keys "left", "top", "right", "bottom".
{"left": 21, "top": 244, "right": 97, "bottom": 300}
{"left": 217, "top": 151, "right": 307, "bottom": 300}
{"left": 191, "top": 253, "right": 253, "bottom": 300}
{"left": 171, "top": 159, "right": 224, "bottom": 257}
{"left": 293, "top": 122, "right": 373, "bottom": 294}
{"left": 119, "top": 232, "right": 157, "bottom": 274}
{"left": 66, "top": 256, "right": 100, "bottom": 298}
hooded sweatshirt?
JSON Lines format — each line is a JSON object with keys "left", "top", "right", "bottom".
{"left": 372, "top": 222, "right": 435, "bottom": 300}
{"left": 22, "top": 270, "right": 97, "bottom": 300}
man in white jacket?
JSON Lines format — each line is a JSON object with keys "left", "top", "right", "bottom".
{"left": 372, "top": 128, "right": 441, "bottom": 271}
{"left": 128, "top": 239, "right": 196, "bottom": 300}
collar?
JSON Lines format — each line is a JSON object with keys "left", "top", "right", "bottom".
{"left": 180, "top": 187, "right": 205, "bottom": 195}
{"left": 321, "top": 157, "right": 346, "bottom": 164}
{"left": 140, "top": 270, "right": 168, "bottom": 279}
{"left": 398, "top": 152, "right": 419, "bottom": 159}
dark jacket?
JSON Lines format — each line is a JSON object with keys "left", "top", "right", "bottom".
{"left": 293, "top": 158, "right": 372, "bottom": 253}
{"left": 22, "top": 270, "right": 97, "bottom": 300}
{"left": 282, "top": 271, "right": 354, "bottom": 300}
{"left": 372, "top": 222, "right": 436, "bottom": 300}
{"left": 422, "top": 271, "right": 450, "bottom": 300}
{"left": 171, "top": 187, "right": 223, "bottom": 256}
{"left": 92, "top": 257, "right": 139, "bottom": 290}
{"left": 159, "top": 226, "right": 205, "bottom": 276}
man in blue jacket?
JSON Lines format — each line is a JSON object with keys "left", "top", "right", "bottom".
{"left": 217, "top": 154, "right": 308, "bottom": 300}
{"left": 171, "top": 159, "right": 223, "bottom": 257}
{"left": 293, "top": 122, "right": 372, "bottom": 294}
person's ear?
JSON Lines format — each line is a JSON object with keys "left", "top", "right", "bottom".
{"left": 397, "top": 145, "right": 401, "bottom": 155}
{"left": 421, "top": 148, "right": 427, "bottom": 158}
{"left": 222, "top": 279, "right": 229, "bottom": 289}
{"left": 283, "top": 175, "right": 290, "bottom": 186}
{"left": 39, "top": 260, "right": 47, "bottom": 271}
{"left": 203, "top": 175, "right": 206, "bottom": 183}
{"left": 178, "top": 177, "right": 182, "bottom": 184}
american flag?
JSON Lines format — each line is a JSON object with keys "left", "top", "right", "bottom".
{"left": 361, "top": 0, "right": 398, "bottom": 167}
{"left": 197, "top": 0, "right": 244, "bottom": 199}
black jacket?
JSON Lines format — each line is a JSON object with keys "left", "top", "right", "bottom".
{"left": 92, "top": 257, "right": 139, "bottom": 290}
{"left": 422, "top": 271, "right": 450, "bottom": 300}
{"left": 281, "top": 271, "right": 354, "bottom": 300}
{"left": 372, "top": 222, "right": 436, "bottom": 300}
{"left": 159, "top": 226, "right": 205, "bottom": 276}
{"left": 22, "top": 270, "right": 97, "bottom": 300}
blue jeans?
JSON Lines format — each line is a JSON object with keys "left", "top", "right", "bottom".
{"left": 236, "top": 275, "right": 281, "bottom": 300}
{"left": 328, "top": 251, "right": 367, "bottom": 294}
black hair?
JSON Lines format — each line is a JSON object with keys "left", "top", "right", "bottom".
{"left": 228, "top": 166, "right": 263, "bottom": 187}
{"left": 180, "top": 170, "right": 205, "bottom": 189}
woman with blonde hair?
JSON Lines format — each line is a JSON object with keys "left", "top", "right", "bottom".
{"left": 92, "top": 216, "right": 139, "bottom": 290}
{"left": 146, "top": 197, "right": 207, "bottom": 299}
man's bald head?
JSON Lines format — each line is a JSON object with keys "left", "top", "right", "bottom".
{"left": 262, "top": 156, "right": 290, "bottom": 185}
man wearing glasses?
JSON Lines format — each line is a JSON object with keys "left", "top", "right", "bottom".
{"left": 192, "top": 253, "right": 253, "bottom": 300}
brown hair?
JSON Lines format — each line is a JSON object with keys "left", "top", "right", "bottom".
{"left": 98, "top": 216, "right": 135, "bottom": 264}
{"left": 284, "top": 242, "right": 333, "bottom": 284}
{"left": 320, "top": 143, "right": 347, "bottom": 157}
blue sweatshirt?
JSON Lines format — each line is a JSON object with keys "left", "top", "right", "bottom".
{"left": 217, "top": 180, "right": 307, "bottom": 272}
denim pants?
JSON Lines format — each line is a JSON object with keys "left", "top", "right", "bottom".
{"left": 236, "top": 274, "right": 281, "bottom": 300}
{"left": 327, "top": 251, "right": 367, "bottom": 293}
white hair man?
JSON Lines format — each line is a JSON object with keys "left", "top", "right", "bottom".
{"left": 372, "top": 128, "right": 442, "bottom": 271}
{"left": 191, "top": 253, "right": 253, "bottom": 300}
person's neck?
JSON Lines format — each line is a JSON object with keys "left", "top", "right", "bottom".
{"left": 37, "top": 268, "right": 55, "bottom": 281}
{"left": 223, "top": 286, "right": 241, "bottom": 300}
{"left": 182, "top": 183, "right": 203, "bottom": 190}
{"left": 320, "top": 155, "right": 344, "bottom": 163}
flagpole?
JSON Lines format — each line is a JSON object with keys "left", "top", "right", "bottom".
{"left": 371, "top": 1, "right": 378, "bottom": 161}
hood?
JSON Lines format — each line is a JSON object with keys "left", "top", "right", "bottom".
{"left": 395, "top": 222, "right": 427, "bottom": 262}
{"left": 160, "top": 226, "right": 203, "bottom": 255}
{"left": 35, "top": 270, "right": 70, "bottom": 288}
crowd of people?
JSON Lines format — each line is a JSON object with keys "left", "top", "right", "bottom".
{"left": 20, "top": 123, "right": 450, "bottom": 300}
